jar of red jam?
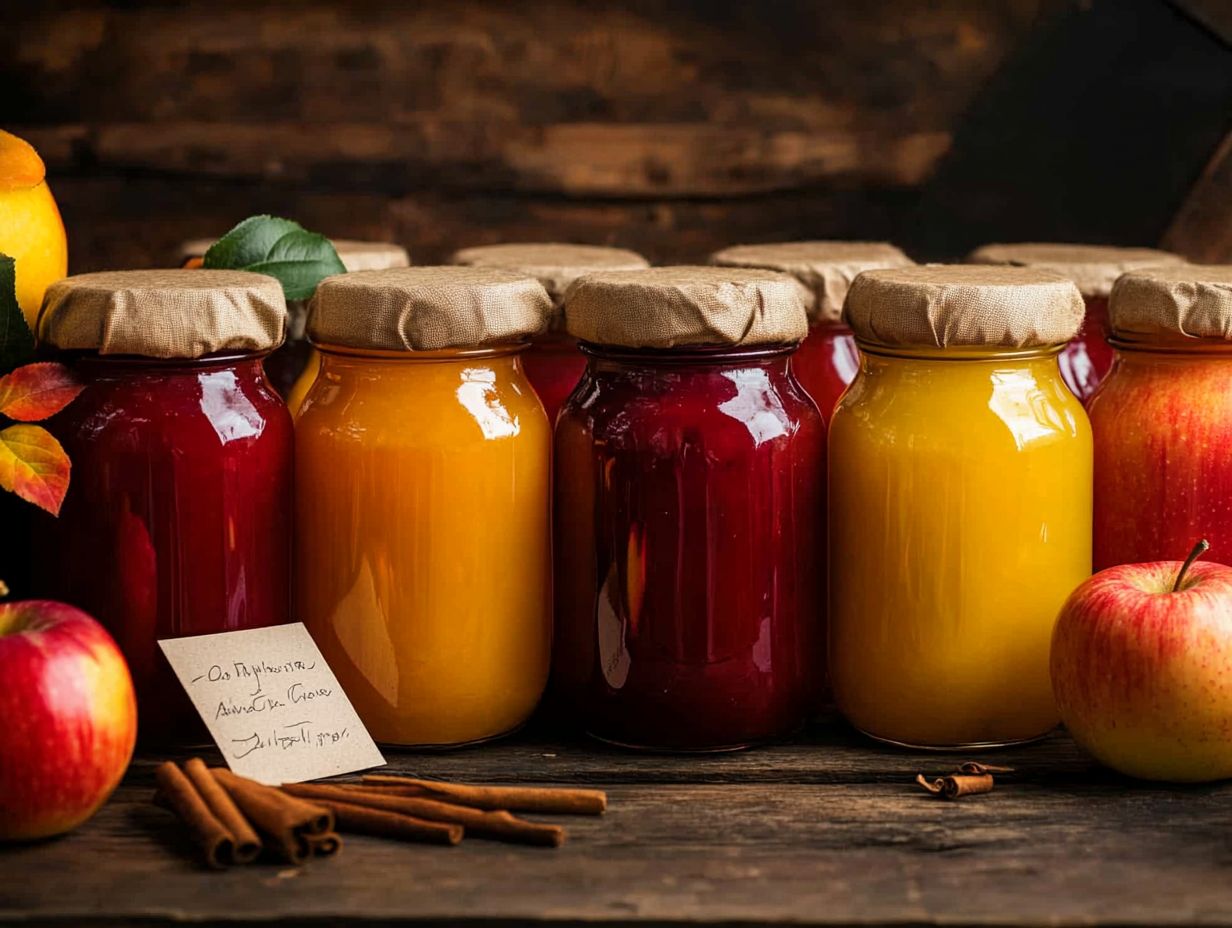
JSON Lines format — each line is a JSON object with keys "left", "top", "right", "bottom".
{"left": 34, "top": 270, "right": 293, "bottom": 740}
{"left": 1090, "top": 266, "right": 1232, "bottom": 569}
{"left": 968, "top": 243, "right": 1184, "bottom": 403}
{"left": 451, "top": 243, "right": 649, "bottom": 424}
{"left": 180, "top": 236, "right": 410, "bottom": 400}
{"left": 554, "top": 267, "right": 825, "bottom": 751}
{"left": 710, "top": 242, "right": 913, "bottom": 422}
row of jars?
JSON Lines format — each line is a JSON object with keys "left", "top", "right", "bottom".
{"left": 26, "top": 243, "right": 1229, "bottom": 754}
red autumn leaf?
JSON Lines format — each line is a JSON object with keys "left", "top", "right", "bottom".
{"left": 0, "top": 362, "right": 83, "bottom": 422}
{"left": 0, "top": 423, "right": 71, "bottom": 515}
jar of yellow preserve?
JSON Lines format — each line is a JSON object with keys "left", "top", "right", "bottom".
{"left": 296, "top": 266, "right": 553, "bottom": 746}
{"left": 829, "top": 265, "right": 1091, "bottom": 749}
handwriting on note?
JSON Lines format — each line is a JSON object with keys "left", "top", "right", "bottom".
{"left": 159, "top": 624, "right": 385, "bottom": 784}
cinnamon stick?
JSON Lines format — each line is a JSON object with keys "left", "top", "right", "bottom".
{"left": 915, "top": 772, "right": 995, "bottom": 799}
{"left": 282, "top": 783, "right": 565, "bottom": 847}
{"left": 361, "top": 775, "right": 607, "bottom": 816}
{"left": 182, "top": 758, "right": 261, "bottom": 864}
{"left": 304, "top": 796, "right": 463, "bottom": 846}
{"left": 211, "top": 768, "right": 334, "bottom": 864}
{"left": 305, "top": 832, "right": 343, "bottom": 857}
{"left": 956, "top": 762, "right": 1015, "bottom": 776}
{"left": 153, "top": 762, "right": 234, "bottom": 869}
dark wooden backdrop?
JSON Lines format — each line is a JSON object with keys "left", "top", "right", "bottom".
{"left": 3, "top": 0, "right": 1230, "bottom": 271}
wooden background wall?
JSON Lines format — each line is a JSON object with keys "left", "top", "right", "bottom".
{"left": 3, "top": 0, "right": 1231, "bottom": 271}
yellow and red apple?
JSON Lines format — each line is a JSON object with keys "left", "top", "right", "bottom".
{"left": 1051, "top": 543, "right": 1232, "bottom": 782}
{"left": 0, "top": 600, "right": 136, "bottom": 841}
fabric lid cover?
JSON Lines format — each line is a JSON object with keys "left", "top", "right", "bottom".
{"left": 180, "top": 237, "right": 410, "bottom": 272}
{"left": 308, "top": 266, "right": 551, "bottom": 351}
{"left": 39, "top": 269, "right": 286, "bottom": 358}
{"left": 1110, "top": 266, "right": 1232, "bottom": 342}
{"left": 967, "top": 242, "right": 1184, "bottom": 298}
{"left": 564, "top": 266, "right": 808, "bottom": 348}
{"left": 451, "top": 242, "right": 649, "bottom": 315}
{"left": 710, "top": 241, "right": 913, "bottom": 324}
{"left": 844, "top": 265, "right": 1084, "bottom": 349}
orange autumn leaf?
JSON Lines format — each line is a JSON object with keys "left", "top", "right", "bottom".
{"left": 0, "top": 362, "right": 83, "bottom": 422}
{"left": 0, "top": 423, "right": 70, "bottom": 515}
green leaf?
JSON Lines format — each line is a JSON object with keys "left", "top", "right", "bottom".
{"left": 0, "top": 255, "right": 35, "bottom": 376}
{"left": 202, "top": 216, "right": 346, "bottom": 302}
{"left": 244, "top": 229, "right": 347, "bottom": 301}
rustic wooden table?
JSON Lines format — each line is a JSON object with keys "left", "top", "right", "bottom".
{"left": 3, "top": 725, "right": 1230, "bottom": 927}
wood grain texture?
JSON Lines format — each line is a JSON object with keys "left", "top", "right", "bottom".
{"left": 3, "top": 729, "right": 1232, "bottom": 927}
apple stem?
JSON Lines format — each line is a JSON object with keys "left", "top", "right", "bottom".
{"left": 1173, "top": 539, "right": 1211, "bottom": 592}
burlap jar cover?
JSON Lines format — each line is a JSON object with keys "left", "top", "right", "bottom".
{"left": 39, "top": 269, "right": 286, "bottom": 358}
{"left": 564, "top": 266, "right": 808, "bottom": 349}
{"left": 967, "top": 243, "right": 1184, "bottom": 299}
{"left": 710, "top": 241, "right": 913, "bottom": 324}
{"left": 308, "top": 266, "right": 552, "bottom": 352}
{"left": 1110, "top": 266, "right": 1232, "bottom": 342}
{"left": 451, "top": 243, "right": 650, "bottom": 326}
{"left": 843, "top": 265, "right": 1084, "bottom": 349}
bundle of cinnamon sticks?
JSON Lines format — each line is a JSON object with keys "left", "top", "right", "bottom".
{"left": 153, "top": 761, "right": 608, "bottom": 868}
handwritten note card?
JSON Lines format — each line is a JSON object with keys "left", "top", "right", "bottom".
{"left": 159, "top": 623, "right": 385, "bottom": 785}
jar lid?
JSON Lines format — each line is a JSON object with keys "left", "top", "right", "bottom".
{"left": 564, "top": 266, "right": 808, "bottom": 349}
{"left": 844, "top": 265, "right": 1084, "bottom": 350}
{"left": 967, "top": 243, "right": 1184, "bottom": 298}
{"left": 39, "top": 269, "right": 286, "bottom": 358}
{"left": 1110, "top": 266, "right": 1232, "bottom": 342}
{"left": 710, "top": 241, "right": 913, "bottom": 324}
{"left": 180, "top": 237, "right": 410, "bottom": 272}
{"left": 451, "top": 243, "right": 649, "bottom": 312}
{"left": 308, "top": 266, "right": 552, "bottom": 351}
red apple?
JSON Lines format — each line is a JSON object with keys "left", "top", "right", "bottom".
{"left": 1051, "top": 541, "right": 1232, "bottom": 782}
{"left": 0, "top": 599, "right": 137, "bottom": 840}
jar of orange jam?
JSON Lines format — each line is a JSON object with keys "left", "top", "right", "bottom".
{"left": 451, "top": 243, "right": 650, "bottom": 424}
{"left": 829, "top": 266, "right": 1092, "bottom": 749}
{"left": 968, "top": 243, "right": 1183, "bottom": 402}
{"left": 710, "top": 242, "right": 913, "bottom": 422}
{"left": 296, "top": 267, "right": 553, "bottom": 747}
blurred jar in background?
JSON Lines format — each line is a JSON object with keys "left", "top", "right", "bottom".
{"left": 178, "top": 236, "right": 410, "bottom": 405}
{"left": 296, "top": 266, "right": 553, "bottom": 747}
{"left": 35, "top": 269, "right": 293, "bottom": 742}
{"left": 554, "top": 267, "right": 825, "bottom": 751}
{"left": 710, "top": 241, "right": 913, "bottom": 422}
{"left": 967, "top": 242, "right": 1184, "bottom": 403}
{"left": 451, "top": 242, "right": 649, "bottom": 425}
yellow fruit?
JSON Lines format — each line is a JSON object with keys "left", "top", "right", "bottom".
{"left": 0, "top": 130, "right": 68, "bottom": 329}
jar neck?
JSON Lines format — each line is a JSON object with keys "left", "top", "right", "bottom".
{"left": 856, "top": 342, "right": 1065, "bottom": 364}
{"left": 314, "top": 342, "right": 527, "bottom": 363}
{"left": 579, "top": 342, "right": 797, "bottom": 374}
{"left": 1109, "top": 336, "right": 1232, "bottom": 358}
{"left": 69, "top": 351, "right": 269, "bottom": 380}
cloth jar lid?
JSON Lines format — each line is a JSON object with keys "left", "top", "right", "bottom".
{"left": 1110, "top": 266, "right": 1232, "bottom": 342}
{"left": 39, "top": 269, "right": 287, "bottom": 358}
{"left": 307, "top": 266, "right": 552, "bottom": 352}
{"left": 450, "top": 243, "right": 650, "bottom": 314}
{"left": 564, "top": 266, "right": 808, "bottom": 349}
{"left": 967, "top": 242, "right": 1184, "bottom": 298}
{"left": 710, "top": 241, "right": 913, "bottom": 324}
{"left": 180, "top": 237, "right": 410, "bottom": 272}
{"left": 844, "top": 265, "right": 1084, "bottom": 350}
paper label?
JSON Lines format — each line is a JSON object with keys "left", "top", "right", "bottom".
{"left": 158, "top": 623, "right": 385, "bottom": 785}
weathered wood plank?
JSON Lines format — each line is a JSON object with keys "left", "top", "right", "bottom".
{"left": 3, "top": 731, "right": 1232, "bottom": 927}
{"left": 1163, "top": 130, "right": 1232, "bottom": 263}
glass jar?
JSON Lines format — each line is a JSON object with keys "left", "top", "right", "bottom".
{"left": 36, "top": 353, "right": 293, "bottom": 739}
{"left": 1059, "top": 295, "right": 1113, "bottom": 403}
{"left": 829, "top": 344, "right": 1091, "bottom": 748}
{"left": 521, "top": 329, "right": 588, "bottom": 425}
{"left": 792, "top": 321, "right": 860, "bottom": 421}
{"left": 554, "top": 265, "right": 823, "bottom": 752}
{"left": 297, "top": 343, "right": 550, "bottom": 746}
{"left": 1091, "top": 339, "right": 1232, "bottom": 568}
